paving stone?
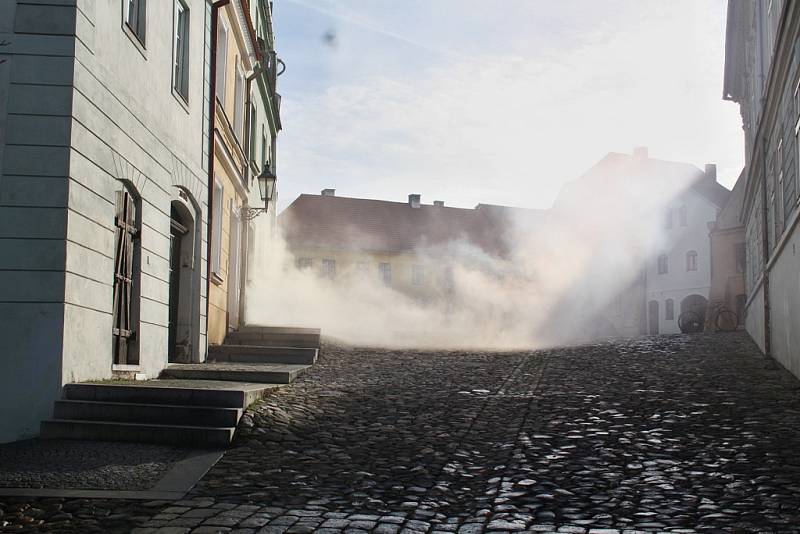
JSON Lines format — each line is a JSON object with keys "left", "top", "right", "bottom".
{"left": 4, "top": 334, "right": 800, "bottom": 533}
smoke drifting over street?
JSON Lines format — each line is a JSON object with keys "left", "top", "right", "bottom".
{"left": 247, "top": 155, "right": 711, "bottom": 349}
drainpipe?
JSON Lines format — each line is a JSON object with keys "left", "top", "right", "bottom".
{"left": 206, "top": 0, "right": 231, "bottom": 352}
{"left": 760, "top": 140, "right": 771, "bottom": 356}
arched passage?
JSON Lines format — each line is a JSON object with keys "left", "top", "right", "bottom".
{"left": 681, "top": 294, "right": 708, "bottom": 319}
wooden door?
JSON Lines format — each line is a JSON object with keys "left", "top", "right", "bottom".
{"left": 168, "top": 211, "right": 188, "bottom": 362}
{"left": 112, "top": 190, "right": 137, "bottom": 364}
{"left": 648, "top": 300, "right": 659, "bottom": 335}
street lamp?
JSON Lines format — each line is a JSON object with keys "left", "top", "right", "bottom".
{"left": 243, "top": 167, "right": 276, "bottom": 220}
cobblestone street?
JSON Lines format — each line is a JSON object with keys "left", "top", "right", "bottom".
{"left": 3, "top": 332, "right": 800, "bottom": 533}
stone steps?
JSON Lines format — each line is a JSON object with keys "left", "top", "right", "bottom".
{"left": 41, "top": 380, "right": 280, "bottom": 448}
{"left": 40, "top": 419, "right": 234, "bottom": 448}
{"left": 160, "top": 363, "right": 309, "bottom": 384}
{"left": 52, "top": 399, "right": 242, "bottom": 427}
{"left": 225, "top": 326, "right": 321, "bottom": 349}
{"left": 208, "top": 344, "right": 318, "bottom": 365}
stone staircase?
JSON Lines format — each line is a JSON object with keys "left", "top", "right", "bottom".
{"left": 41, "top": 326, "right": 321, "bottom": 448}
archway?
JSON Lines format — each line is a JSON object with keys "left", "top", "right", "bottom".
{"left": 648, "top": 300, "right": 659, "bottom": 335}
{"left": 168, "top": 196, "right": 200, "bottom": 362}
{"left": 681, "top": 294, "right": 708, "bottom": 319}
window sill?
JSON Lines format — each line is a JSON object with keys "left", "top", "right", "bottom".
{"left": 172, "top": 87, "right": 190, "bottom": 114}
{"left": 122, "top": 23, "right": 147, "bottom": 59}
{"left": 211, "top": 272, "right": 224, "bottom": 286}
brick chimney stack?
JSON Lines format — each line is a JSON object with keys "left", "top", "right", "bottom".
{"left": 321, "top": 188, "right": 335, "bottom": 197}
{"left": 408, "top": 194, "right": 421, "bottom": 208}
{"left": 633, "top": 146, "right": 649, "bottom": 160}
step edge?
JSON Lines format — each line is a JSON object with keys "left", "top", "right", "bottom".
{"left": 41, "top": 419, "right": 236, "bottom": 432}
{"left": 53, "top": 399, "right": 243, "bottom": 413}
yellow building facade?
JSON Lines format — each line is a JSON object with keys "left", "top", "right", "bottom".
{"left": 208, "top": 0, "right": 281, "bottom": 345}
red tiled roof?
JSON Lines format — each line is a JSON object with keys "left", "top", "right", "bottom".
{"left": 279, "top": 195, "right": 524, "bottom": 257}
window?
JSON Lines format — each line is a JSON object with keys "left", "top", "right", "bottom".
{"left": 261, "top": 127, "right": 268, "bottom": 169}
{"left": 665, "top": 208, "right": 673, "bottom": 229}
{"left": 233, "top": 61, "right": 245, "bottom": 143}
{"left": 125, "top": 0, "right": 146, "bottom": 45}
{"left": 249, "top": 104, "right": 258, "bottom": 166}
{"left": 173, "top": 1, "right": 190, "bottom": 101}
{"left": 211, "top": 179, "right": 224, "bottom": 276}
{"left": 657, "top": 254, "right": 668, "bottom": 274}
{"left": 665, "top": 299, "right": 674, "bottom": 320}
{"left": 296, "top": 257, "right": 312, "bottom": 270}
{"left": 686, "top": 250, "right": 698, "bottom": 271}
{"left": 379, "top": 262, "right": 391, "bottom": 286}
{"left": 735, "top": 242, "right": 746, "bottom": 274}
{"left": 678, "top": 205, "right": 687, "bottom": 227}
{"left": 412, "top": 265, "right": 425, "bottom": 286}
{"left": 321, "top": 259, "right": 336, "bottom": 279}
{"left": 216, "top": 18, "right": 228, "bottom": 104}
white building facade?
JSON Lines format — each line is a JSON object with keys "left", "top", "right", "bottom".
{"left": 645, "top": 173, "right": 726, "bottom": 335}
{"left": 0, "top": 0, "right": 213, "bottom": 442}
{"left": 724, "top": 1, "right": 800, "bottom": 378}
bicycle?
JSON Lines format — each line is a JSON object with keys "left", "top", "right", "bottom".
{"left": 678, "top": 311, "right": 704, "bottom": 333}
{"left": 705, "top": 302, "right": 739, "bottom": 332}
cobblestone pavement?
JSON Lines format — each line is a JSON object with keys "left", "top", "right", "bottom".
{"left": 3, "top": 332, "right": 800, "bottom": 533}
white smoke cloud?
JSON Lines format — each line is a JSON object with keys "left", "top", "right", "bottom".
{"left": 245, "top": 157, "right": 702, "bottom": 349}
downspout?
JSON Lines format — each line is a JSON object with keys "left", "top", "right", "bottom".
{"left": 206, "top": 0, "right": 230, "bottom": 351}
{"left": 760, "top": 140, "right": 771, "bottom": 356}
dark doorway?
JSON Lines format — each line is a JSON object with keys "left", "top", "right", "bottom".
{"left": 681, "top": 294, "right": 708, "bottom": 320}
{"left": 648, "top": 300, "right": 659, "bottom": 335}
{"left": 168, "top": 205, "right": 189, "bottom": 362}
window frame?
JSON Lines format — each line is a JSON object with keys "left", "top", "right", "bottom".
{"left": 172, "top": 0, "right": 190, "bottom": 103}
{"left": 124, "top": 0, "right": 147, "bottom": 47}
{"left": 233, "top": 60, "right": 245, "bottom": 144}
{"left": 321, "top": 259, "right": 336, "bottom": 279}
{"left": 210, "top": 178, "right": 224, "bottom": 279}
{"left": 657, "top": 254, "right": 669, "bottom": 275}
{"left": 296, "top": 257, "right": 313, "bottom": 270}
{"left": 686, "top": 250, "right": 698, "bottom": 272}
{"left": 216, "top": 17, "right": 229, "bottom": 105}
{"left": 379, "top": 262, "right": 392, "bottom": 286}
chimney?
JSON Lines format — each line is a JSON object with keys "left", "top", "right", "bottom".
{"left": 633, "top": 146, "right": 648, "bottom": 160}
{"left": 704, "top": 163, "right": 717, "bottom": 182}
{"left": 408, "top": 194, "right": 421, "bottom": 208}
{"left": 433, "top": 200, "right": 444, "bottom": 207}
{"left": 321, "top": 188, "right": 335, "bottom": 197}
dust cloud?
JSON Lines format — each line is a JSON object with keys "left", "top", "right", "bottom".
{"left": 246, "top": 157, "right": 705, "bottom": 349}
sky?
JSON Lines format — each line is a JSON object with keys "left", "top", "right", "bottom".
{"left": 272, "top": 0, "right": 743, "bottom": 212}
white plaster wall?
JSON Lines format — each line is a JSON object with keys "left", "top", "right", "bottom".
{"left": 766, "top": 225, "right": 800, "bottom": 379}
{"left": 60, "top": 0, "right": 211, "bottom": 382}
{"left": 746, "top": 284, "right": 767, "bottom": 353}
